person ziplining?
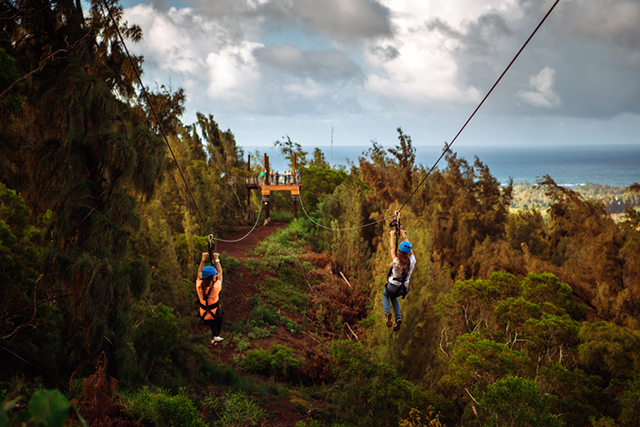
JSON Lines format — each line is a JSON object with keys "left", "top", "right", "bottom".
{"left": 382, "top": 215, "right": 416, "bottom": 332}
{"left": 196, "top": 240, "right": 225, "bottom": 344}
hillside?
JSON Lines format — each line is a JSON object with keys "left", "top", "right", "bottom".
{"left": 3, "top": 2, "right": 640, "bottom": 425}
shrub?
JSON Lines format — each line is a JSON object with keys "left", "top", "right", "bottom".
{"left": 241, "top": 345, "right": 302, "bottom": 383}
{"left": 121, "top": 387, "right": 206, "bottom": 427}
{"left": 204, "top": 391, "right": 266, "bottom": 427}
{"left": 0, "top": 389, "right": 85, "bottom": 427}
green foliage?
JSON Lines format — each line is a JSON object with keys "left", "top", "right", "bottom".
{"left": 204, "top": 391, "right": 266, "bottom": 427}
{"left": 121, "top": 387, "right": 206, "bottom": 427}
{"left": 398, "top": 408, "right": 443, "bottom": 427}
{"left": 241, "top": 345, "right": 302, "bottom": 382}
{"left": 131, "top": 302, "right": 180, "bottom": 382}
{"left": 442, "top": 332, "right": 529, "bottom": 389}
{"left": 618, "top": 378, "right": 640, "bottom": 427}
{"left": 424, "top": 151, "right": 513, "bottom": 279}
{"left": 0, "top": 184, "right": 45, "bottom": 338}
{"left": 273, "top": 136, "right": 308, "bottom": 170}
{"left": 253, "top": 221, "right": 307, "bottom": 257}
{"left": 316, "top": 174, "right": 374, "bottom": 277}
{"left": 299, "top": 165, "right": 348, "bottom": 211}
{"left": 505, "top": 208, "right": 550, "bottom": 255}
{"left": 538, "top": 363, "right": 601, "bottom": 427}
{"left": 0, "top": 48, "right": 24, "bottom": 126}
{"left": 247, "top": 301, "right": 300, "bottom": 335}
{"left": 521, "top": 273, "right": 584, "bottom": 320}
{"left": 329, "top": 341, "right": 432, "bottom": 426}
{"left": 478, "top": 376, "right": 563, "bottom": 427}
{"left": 438, "top": 272, "right": 522, "bottom": 334}
{"left": 1, "top": 389, "right": 86, "bottom": 427}
{"left": 577, "top": 322, "right": 640, "bottom": 383}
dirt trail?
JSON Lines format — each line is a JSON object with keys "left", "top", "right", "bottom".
{"left": 206, "top": 220, "right": 333, "bottom": 426}
{"left": 214, "top": 221, "right": 287, "bottom": 259}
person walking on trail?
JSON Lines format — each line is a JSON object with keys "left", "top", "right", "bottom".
{"left": 259, "top": 168, "right": 265, "bottom": 185}
{"left": 383, "top": 228, "right": 416, "bottom": 332}
{"left": 197, "top": 252, "right": 224, "bottom": 344}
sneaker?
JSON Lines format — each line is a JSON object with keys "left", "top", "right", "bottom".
{"left": 385, "top": 313, "right": 393, "bottom": 328}
{"left": 213, "top": 336, "right": 224, "bottom": 343}
{"left": 393, "top": 319, "right": 402, "bottom": 332}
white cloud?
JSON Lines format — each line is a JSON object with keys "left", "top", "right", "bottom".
{"left": 517, "top": 67, "right": 561, "bottom": 108}
{"left": 126, "top": 5, "right": 209, "bottom": 75}
{"left": 283, "top": 78, "right": 330, "bottom": 98}
{"left": 121, "top": 0, "right": 640, "bottom": 126}
{"left": 205, "top": 41, "right": 264, "bottom": 107}
{"left": 363, "top": 1, "right": 497, "bottom": 105}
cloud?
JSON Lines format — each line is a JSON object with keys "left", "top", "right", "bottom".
{"left": 126, "top": 5, "right": 209, "bottom": 75}
{"left": 561, "top": 0, "right": 640, "bottom": 50}
{"left": 259, "top": 0, "right": 392, "bottom": 41}
{"left": 283, "top": 78, "right": 330, "bottom": 98}
{"left": 253, "top": 44, "right": 363, "bottom": 82}
{"left": 205, "top": 41, "right": 264, "bottom": 109}
{"left": 122, "top": 0, "right": 640, "bottom": 124}
{"left": 517, "top": 67, "right": 561, "bottom": 108}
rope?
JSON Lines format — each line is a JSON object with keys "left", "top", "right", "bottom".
{"left": 294, "top": 175, "right": 396, "bottom": 231}
{"left": 397, "top": 0, "right": 560, "bottom": 214}
{"left": 99, "top": 0, "right": 262, "bottom": 244}
{"left": 212, "top": 199, "right": 264, "bottom": 242}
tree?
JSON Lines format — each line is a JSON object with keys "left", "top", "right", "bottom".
{"left": 310, "top": 147, "right": 330, "bottom": 168}
{"left": 479, "top": 376, "right": 563, "bottom": 427}
{"left": 426, "top": 150, "right": 513, "bottom": 279}
{"left": 0, "top": 0, "right": 175, "bottom": 383}
{"left": 274, "top": 135, "right": 307, "bottom": 169}
{"left": 387, "top": 127, "right": 416, "bottom": 197}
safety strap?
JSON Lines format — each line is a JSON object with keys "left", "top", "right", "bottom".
{"left": 199, "top": 284, "right": 218, "bottom": 319}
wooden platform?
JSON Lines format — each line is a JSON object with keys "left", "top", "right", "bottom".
{"left": 261, "top": 184, "right": 300, "bottom": 196}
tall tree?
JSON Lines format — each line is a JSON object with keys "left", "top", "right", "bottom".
{"left": 0, "top": 0, "right": 173, "bottom": 383}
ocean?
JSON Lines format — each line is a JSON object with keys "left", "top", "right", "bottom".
{"left": 242, "top": 144, "right": 640, "bottom": 188}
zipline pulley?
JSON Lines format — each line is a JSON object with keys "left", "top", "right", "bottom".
{"left": 208, "top": 234, "right": 216, "bottom": 266}
{"left": 389, "top": 211, "right": 401, "bottom": 252}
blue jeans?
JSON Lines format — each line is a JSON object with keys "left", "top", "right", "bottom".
{"left": 383, "top": 286, "right": 403, "bottom": 320}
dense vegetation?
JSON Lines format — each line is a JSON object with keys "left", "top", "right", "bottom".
{"left": 2, "top": 1, "right": 640, "bottom": 426}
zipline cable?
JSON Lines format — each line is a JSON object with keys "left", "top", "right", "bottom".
{"left": 100, "top": 0, "right": 209, "bottom": 232}
{"left": 213, "top": 200, "right": 264, "bottom": 242}
{"left": 397, "top": 0, "right": 561, "bottom": 214}
{"left": 295, "top": 0, "right": 560, "bottom": 231}
{"left": 100, "top": 0, "right": 262, "bottom": 244}
{"left": 294, "top": 175, "right": 396, "bottom": 231}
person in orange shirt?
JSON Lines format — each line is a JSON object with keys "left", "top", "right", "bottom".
{"left": 196, "top": 252, "right": 224, "bottom": 343}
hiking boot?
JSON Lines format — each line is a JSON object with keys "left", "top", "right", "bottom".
{"left": 212, "top": 336, "right": 224, "bottom": 343}
{"left": 393, "top": 319, "right": 402, "bottom": 332}
{"left": 385, "top": 313, "right": 393, "bottom": 328}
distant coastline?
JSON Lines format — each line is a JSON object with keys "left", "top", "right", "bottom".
{"left": 243, "top": 144, "right": 640, "bottom": 189}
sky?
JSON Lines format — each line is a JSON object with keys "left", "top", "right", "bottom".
{"left": 114, "top": 0, "right": 640, "bottom": 153}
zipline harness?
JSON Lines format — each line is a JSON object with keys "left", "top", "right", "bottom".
{"left": 384, "top": 212, "right": 410, "bottom": 299}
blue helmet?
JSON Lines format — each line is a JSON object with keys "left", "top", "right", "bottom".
{"left": 202, "top": 266, "right": 217, "bottom": 278}
{"left": 398, "top": 240, "right": 412, "bottom": 254}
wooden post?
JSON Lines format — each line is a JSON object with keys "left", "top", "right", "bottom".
{"left": 264, "top": 153, "right": 270, "bottom": 221}
{"left": 247, "top": 154, "right": 251, "bottom": 219}
{"left": 293, "top": 196, "right": 298, "bottom": 219}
